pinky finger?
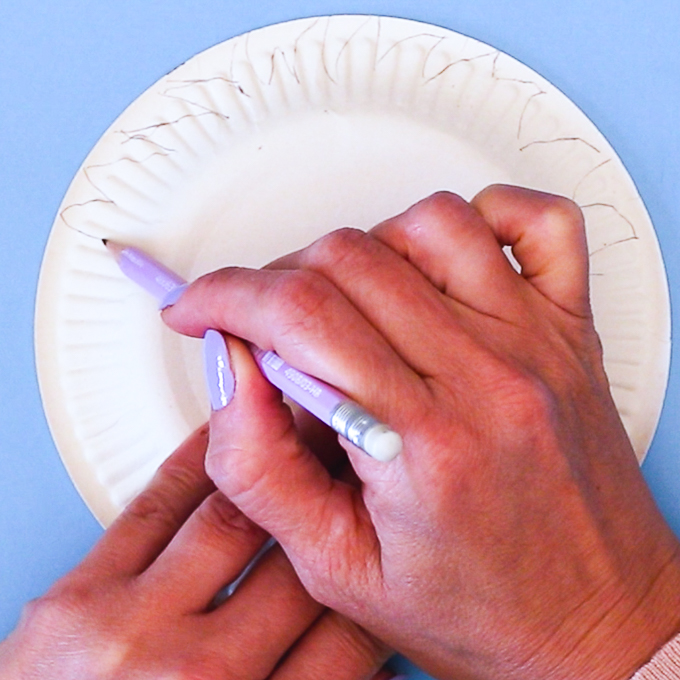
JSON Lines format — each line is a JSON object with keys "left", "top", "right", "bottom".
{"left": 270, "top": 609, "right": 391, "bottom": 680}
{"left": 471, "top": 184, "right": 590, "bottom": 318}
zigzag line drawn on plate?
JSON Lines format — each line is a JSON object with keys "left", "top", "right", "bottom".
{"left": 159, "top": 90, "right": 231, "bottom": 121}
{"left": 288, "top": 17, "right": 322, "bottom": 85}
{"left": 165, "top": 76, "right": 251, "bottom": 98}
{"left": 584, "top": 201, "right": 639, "bottom": 276}
{"left": 489, "top": 53, "right": 548, "bottom": 140}
{"left": 422, "top": 48, "right": 499, "bottom": 85}
{"left": 321, "top": 17, "right": 337, "bottom": 84}
{"left": 374, "top": 16, "right": 383, "bottom": 70}
{"left": 571, "top": 159, "right": 613, "bottom": 200}
{"left": 268, "top": 46, "right": 301, "bottom": 85}
{"left": 332, "top": 15, "right": 376, "bottom": 79}
{"left": 119, "top": 132, "right": 176, "bottom": 154}
{"left": 60, "top": 199, "right": 115, "bottom": 237}
{"left": 244, "top": 22, "right": 322, "bottom": 87}
{"left": 318, "top": 15, "right": 386, "bottom": 85}
{"left": 117, "top": 110, "right": 235, "bottom": 155}
{"left": 83, "top": 166, "right": 115, "bottom": 203}
{"left": 59, "top": 152, "right": 174, "bottom": 239}
{"left": 512, "top": 87, "right": 547, "bottom": 140}
{"left": 376, "top": 32, "right": 447, "bottom": 66}
{"left": 584, "top": 202, "right": 639, "bottom": 259}
{"left": 520, "top": 136, "right": 601, "bottom": 153}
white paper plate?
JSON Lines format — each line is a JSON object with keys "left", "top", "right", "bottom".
{"left": 35, "top": 15, "right": 670, "bottom": 527}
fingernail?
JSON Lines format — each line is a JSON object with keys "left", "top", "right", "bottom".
{"left": 203, "top": 330, "right": 235, "bottom": 410}
{"left": 159, "top": 282, "right": 188, "bottom": 309}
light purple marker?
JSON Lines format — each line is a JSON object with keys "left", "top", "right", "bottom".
{"left": 104, "top": 240, "right": 403, "bottom": 462}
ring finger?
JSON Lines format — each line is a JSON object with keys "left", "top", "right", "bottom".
{"left": 270, "top": 608, "right": 391, "bottom": 680}
{"left": 369, "top": 191, "right": 522, "bottom": 318}
{"left": 203, "top": 544, "right": 326, "bottom": 678}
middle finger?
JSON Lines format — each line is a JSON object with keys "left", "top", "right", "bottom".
{"left": 268, "top": 225, "right": 488, "bottom": 378}
{"left": 371, "top": 192, "right": 521, "bottom": 314}
{"left": 139, "top": 490, "right": 270, "bottom": 612}
{"left": 204, "top": 545, "right": 326, "bottom": 678}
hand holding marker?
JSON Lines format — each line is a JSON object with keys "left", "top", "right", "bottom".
{"left": 104, "top": 241, "right": 403, "bottom": 462}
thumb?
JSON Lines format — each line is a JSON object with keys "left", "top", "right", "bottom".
{"left": 202, "top": 331, "right": 382, "bottom": 605}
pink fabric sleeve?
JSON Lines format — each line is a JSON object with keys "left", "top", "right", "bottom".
{"left": 632, "top": 635, "right": 680, "bottom": 679}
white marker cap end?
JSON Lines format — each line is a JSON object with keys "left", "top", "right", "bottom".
{"left": 363, "top": 425, "right": 403, "bottom": 462}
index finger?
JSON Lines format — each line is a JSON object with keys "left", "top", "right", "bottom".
{"left": 162, "top": 266, "right": 425, "bottom": 429}
{"left": 77, "top": 425, "right": 214, "bottom": 579}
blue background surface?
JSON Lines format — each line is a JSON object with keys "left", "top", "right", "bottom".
{"left": 1, "top": 1, "right": 679, "bottom": 676}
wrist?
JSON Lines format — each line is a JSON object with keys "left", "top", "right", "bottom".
{"left": 540, "top": 543, "right": 680, "bottom": 680}
{"left": 630, "top": 633, "right": 680, "bottom": 679}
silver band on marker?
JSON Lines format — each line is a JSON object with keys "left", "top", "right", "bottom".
{"left": 330, "top": 401, "right": 380, "bottom": 450}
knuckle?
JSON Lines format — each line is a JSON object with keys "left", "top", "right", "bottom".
{"left": 205, "top": 429, "right": 292, "bottom": 510}
{"left": 323, "top": 611, "right": 390, "bottom": 667}
{"left": 540, "top": 194, "right": 584, "bottom": 231}
{"left": 410, "top": 190, "right": 467, "bottom": 222}
{"left": 496, "top": 366, "right": 556, "bottom": 431}
{"left": 193, "top": 267, "right": 235, "bottom": 310}
{"left": 203, "top": 446, "right": 230, "bottom": 488}
{"left": 199, "top": 266, "right": 234, "bottom": 291}
{"left": 268, "top": 270, "right": 335, "bottom": 340}
{"left": 19, "top": 589, "right": 86, "bottom": 635}
{"left": 193, "top": 491, "right": 262, "bottom": 542}
{"left": 306, "top": 227, "right": 367, "bottom": 269}
{"left": 158, "top": 453, "right": 204, "bottom": 492}
{"left": 295, "top": 518, "right": 377, "bottom": 611}
{"left": 123, "top": 475, "right": 190, "bottom": 534}
{"left": 476, "top": 185, "right": 585, "bottom": 232}
{"left": 19, "top": 596, "right": 59, "bottom": 631}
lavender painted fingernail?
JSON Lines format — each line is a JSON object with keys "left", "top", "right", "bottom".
{"left": 203, "top": 330, "right": 235, "bottom": 410}
{"left": 159, "top": 282, "right": 188, "bottom": 310}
